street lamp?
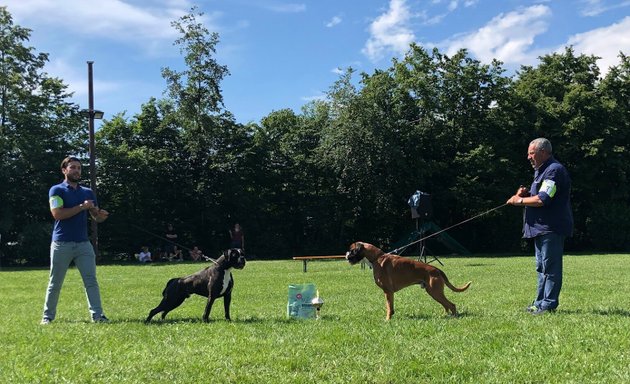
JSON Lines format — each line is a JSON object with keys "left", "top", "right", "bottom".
{"left": 80, "top": 61, "right": 105, "bottom": 255}
{"left": 81, "top": 109, "right": 104, "bottom": 119}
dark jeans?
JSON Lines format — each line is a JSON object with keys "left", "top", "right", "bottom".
{"left": 533, "top": 233, "right": 565, "bottom": 310}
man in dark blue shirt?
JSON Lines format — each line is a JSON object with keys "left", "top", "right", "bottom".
{"left": 41, "top": 156, "right": 110, "bottom": 324}
{"left": 507, "top": 138, "right": 573, "bottom": 315}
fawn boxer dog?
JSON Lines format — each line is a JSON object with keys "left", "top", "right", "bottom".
{"left": 346, "top": 242, "right": 471, "bottom": 319}
{"left": 145, "top": 248, "right": 246, "bottom": 323}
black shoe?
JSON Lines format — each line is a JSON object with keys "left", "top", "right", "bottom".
{"left": 524, "top": 304, "right": 538, "bottom": 313}
{"left": 92, "top": 315, "right": 110, "bottom": 323}
{"left": 40, "top": 317, "right": 52, "bottom": 325}
{"left": 531, "top": 307, "right": 556, "bottom": 316}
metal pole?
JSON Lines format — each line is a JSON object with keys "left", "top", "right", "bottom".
{"left": 87, "top": 61, "right": 98, "bottom": 256}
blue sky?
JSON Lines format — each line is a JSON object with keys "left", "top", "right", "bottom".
{"left": 4, "top": 0, "right": 630, "bottom": 125}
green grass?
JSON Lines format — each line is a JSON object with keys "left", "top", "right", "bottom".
{"left": 1, "top": 254, "right": 630, "bottom": 383}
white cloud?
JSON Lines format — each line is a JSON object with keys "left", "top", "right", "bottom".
{"left": 46, "top": 58, "right": 120, "bottom": 99}
{"left": 442, "top": 5, "right": 551, "bottom": 66}
{"left": 326, "top": 15, "right": 342, "bottom": 28}
{"left": 331, "top": 67, "right": 344, "bottom": 75}
{"left": 579, "top": 0, "right": 630, "bottom": 16}
{"left": 565, "top": 15, "right": 630, "bottom": 74}
{"left": 301, "top": 93, "right": 326, "bottom": 102}
{"left": 265, "top": 3, "right": 306, "bottom": 13}
{"left": 3, "top": 0, "right": 203, "bottom": 43}
{"left": 362, "top": 0, "right": 416, "bottom": 62}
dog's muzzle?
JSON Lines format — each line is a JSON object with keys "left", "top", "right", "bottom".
{"left": 229, "top": 248, "right": 247, "bottom": 269}
{"left": 345, "top": 249, "right": 364, "bottom": 265}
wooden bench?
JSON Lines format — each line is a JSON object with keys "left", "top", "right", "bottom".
{"left": 292, "top": 255, "right": 366, "bottom": 272}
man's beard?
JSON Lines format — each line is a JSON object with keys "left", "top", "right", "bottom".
{"left": 67, "top": 173, "right": 81, "bottom": 183}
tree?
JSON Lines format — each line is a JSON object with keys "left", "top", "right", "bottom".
{"left": 585, "top": 52, "right": 630, "bottom": 250}
{"left": 161, "top": 6, "right": 230, "bottom": 154}
{"left": 507, "top": 47, "right": 611, "bottom": 249}
{"left": 0, "top": 7, "right": 84, "bottom": 264}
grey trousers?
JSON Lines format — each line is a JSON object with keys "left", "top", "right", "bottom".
{"left": 42, "top": 241, "right": 104, "bottom": 320}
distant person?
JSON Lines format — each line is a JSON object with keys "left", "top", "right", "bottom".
{"left": 137, "top": 246, "right": 152, "bottom": 263}
{"left": 229, "top": 223, "right": 245, "bottom": 250}
{"left": 169, "top": 245, "right": 184, "bottom": 262}
{"left": 189, "top": 246, "right": 203, "bottom": 262}
{"left": 163, "top": 223, "right": 178, "bottom": 256}
{"left": 41, "top": 156, "right": 110, "bottom": 325}
{"left": 507, "top": 138, "right": 573, "bottom": 315}
{"left": 152, "top": 246, "right": 163, "bottom": 262}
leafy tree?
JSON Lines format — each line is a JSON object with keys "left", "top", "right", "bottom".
{"left": 507, "top": 47, "right": 612, "bottom": 249}
{"left": 585, "top": 52, "right": 630, "bottom": 250}
{"left": 319, "top": 46, "right": 515, "bottom": 252}
{"left": 0, "top": 7, "right": 84, "bottom": 264}
{"left": 95, "top": 99, "right": 187, "bottom": 255}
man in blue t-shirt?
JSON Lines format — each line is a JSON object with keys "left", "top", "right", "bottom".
{"left": 41, "top": 156, "right": 110, "bottom": 324}
{"left": 507, "top": 138, "right": 573, "bottom": 315}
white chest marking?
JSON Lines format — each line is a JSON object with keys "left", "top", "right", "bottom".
{"left": 220, "top": 268, "right": 233, "bottom": 295}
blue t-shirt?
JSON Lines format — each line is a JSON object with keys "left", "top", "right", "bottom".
{"left": 49, "top": 181, "right": 97, "bottom": 242}
{"left": 523, "top": 157, "right": 573, "bottom": 238}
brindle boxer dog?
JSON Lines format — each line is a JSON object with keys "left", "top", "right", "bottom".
{"left": 145, "top": 248, "right": 246, "bottom": 323}
{"left": 346, "top": 242, "right": 471, "bottom": 319}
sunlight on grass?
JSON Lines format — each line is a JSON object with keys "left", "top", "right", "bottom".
{"left": 1, "top": 255, "right": 630, "bottom": 383}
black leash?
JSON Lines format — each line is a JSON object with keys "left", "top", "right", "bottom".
{"left": 389, "top": 202, "right": 508, "bottom": 255}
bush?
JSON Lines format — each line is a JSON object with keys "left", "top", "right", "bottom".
{"left": 586, "top": 201, "right": 630, "bottom": 251}
{"left": 10, "top": 221, "right": 52, "bottom": 266}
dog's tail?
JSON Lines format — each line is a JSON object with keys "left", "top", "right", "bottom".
{"left": 440, "top": 270, "right": 471, "bottom": 292}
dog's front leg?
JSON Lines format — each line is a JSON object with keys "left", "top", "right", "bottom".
{"left": 223, "top": 291, "right": 232, "bottom": 321}
{"left": 203, "top": 296, "right": 217, "bottom": 322}
{"left": 385, "top": 291, "right": 395, "bottom": 320}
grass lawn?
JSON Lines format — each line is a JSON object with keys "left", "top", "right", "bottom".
{"left": 1, "top": 253, "right": 629, "bottom": 383}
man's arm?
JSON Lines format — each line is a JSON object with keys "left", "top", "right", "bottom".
{"left": 507, "top": 194, "right": 544, "bottom": 207}
{"left": 50, "top": 200, "right": 96, "bottom": 221}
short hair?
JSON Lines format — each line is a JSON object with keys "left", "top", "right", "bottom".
{"left": 60, "top": 156, "right": 81, "bottom": 170}
{"left": 530, "top": 138, "right": 552, "bottom": 154}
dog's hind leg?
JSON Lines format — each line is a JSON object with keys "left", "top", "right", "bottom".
{"left": 426, "top": 277, "right": 458, "bottom": 316}
{"left": 159, "top": 296, "right": 187, "bottom": 320}
{"left": 145, "top": 307, "right": 161, "bottom": 323}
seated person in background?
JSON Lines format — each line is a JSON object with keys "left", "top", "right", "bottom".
{"left": 136, "top": 246, "right": 152, "bottom": 263}
{"left": 152, "top": 246, "right": 164, "bottom": 261}
{"left": 189, "top": 246, "right": 203, "bottom": 261}
{"left": 169, "top": 245, "right": 183, "bottom": 262}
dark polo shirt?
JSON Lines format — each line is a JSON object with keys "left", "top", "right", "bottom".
{"left": 49, "top": 181, "right": 96, "bottom": 242}
{"left": 523, "top": 157, "right": 573, "bottom": 238}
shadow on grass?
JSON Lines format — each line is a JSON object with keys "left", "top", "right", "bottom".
{"left": 401, "top": 310, "right": 473, "bottom": 320}
{"left": 593, "top": 308, "right": 630, "bottom": 317}
{"left": 546, "top": 308, "right": 630, "bottom": 317}
{"left": 140, "top": 315, "right": 339, "bottom": 325}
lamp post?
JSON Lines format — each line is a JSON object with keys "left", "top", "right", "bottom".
{"left": 80, "top": 61, "right": 104, "bottom": 255}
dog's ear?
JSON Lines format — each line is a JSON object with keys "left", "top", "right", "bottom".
{"left": 347, "top": 242, "right": 363, "bottom": 256}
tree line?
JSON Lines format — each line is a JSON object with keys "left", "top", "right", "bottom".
{"left": 2, "top": 7, "right": 630, "bottom": 265}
